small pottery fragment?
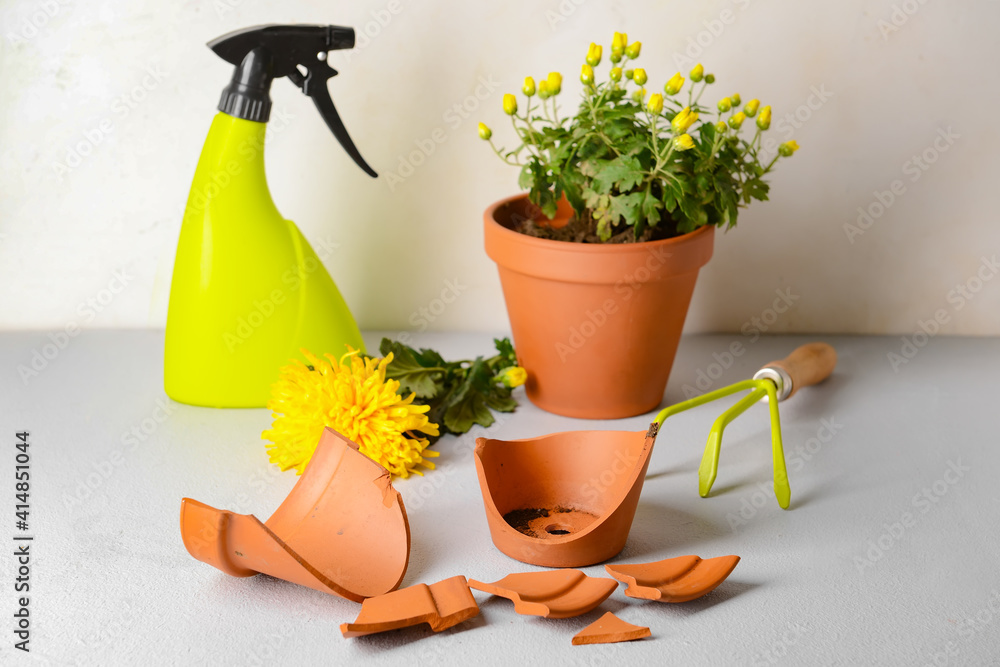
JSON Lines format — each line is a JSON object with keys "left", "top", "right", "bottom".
{"left": 572, "top": 612, "right": 651, "bottom": 645}
{"left": 468, "top": 569, "right": 617, "bottom": 619}
{"left": 604, "top": 554, "right": 740, "bottom": 603}
{"left": 180, "top": 427, "right": 410, "bottom": 602}
{"left": 340, "top": 575, "right": 480, "bottom": 638}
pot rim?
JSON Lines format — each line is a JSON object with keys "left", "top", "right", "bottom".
{"left": 484, "top": 192, "right": 715, "bottom": 255}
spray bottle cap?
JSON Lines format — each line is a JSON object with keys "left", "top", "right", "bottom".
{"left": 209, "top": 24, "right": 377, "bottom": 177}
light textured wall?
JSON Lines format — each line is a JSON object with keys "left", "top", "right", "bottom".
{"left": 2, "top": 0, "right": 998, "bottom": 335}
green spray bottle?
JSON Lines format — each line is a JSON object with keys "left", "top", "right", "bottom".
{"left": 165, "top": 25, "right": 376, "bottom": 407}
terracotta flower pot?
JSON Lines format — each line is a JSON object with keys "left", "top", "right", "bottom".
{"left": 484, "top": 194, "right": 714, "bottom": 419}
{"left": 474, "top": 426, "right": 656, "bottom": 567}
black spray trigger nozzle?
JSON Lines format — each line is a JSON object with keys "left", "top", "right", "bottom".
{"left": 208, "top": 24, "right": 377, "bottom": 178}
{"left": 288, "top": 57, "right": 378, "bottom": 178}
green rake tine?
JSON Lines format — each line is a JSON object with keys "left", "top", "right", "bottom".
{"left": 764, "top": 380, "right": 790, "bottom": 509}
{"left": 698, "top": 382, "right": 768, "bottom": 498}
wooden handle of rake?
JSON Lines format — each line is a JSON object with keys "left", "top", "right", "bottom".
{"left": 762, "top": 343, "right": 837, "bottom": 400}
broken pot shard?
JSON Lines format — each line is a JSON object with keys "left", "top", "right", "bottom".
{"left": 474, "top": 428, "right": 655, "bottom": 567}
{"left": 572, "top": 611, "right": 651, "bottom": 645}
{"left": 341, "top": 576, "right": 479, "bottom": 638}
{"left": 604, "top": 554, "right": 740, "bottom": 603}
{"left": 180, "top": 427, "right": 410, "bottom": 602}
{"left": 468, "top": 569, "right": 617, "bottom": 619}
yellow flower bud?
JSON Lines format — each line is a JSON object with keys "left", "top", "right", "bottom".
{"left": 744, "top": 98, "right": 760, "bottom": 117}
{"left": 538, "top": 80, "right": 551, "bottom": 99}
{"left": 647, "top": 93, "right": 664, "bottom": 114}
{"left": 503, "top": 93, "right": 518, "bottom": 115}
{"left": 730, "top": 93, "right": 741, "bottom": 107}
{"left": 478, "top": 122, "right": 492, "bottom": 140}
{"left": 547, "top": 71, "right": 562, "bottom": 95}
{"left": 609, "top": 66, "right": 623, "bottom": 82}
{"left": 664, "top": 72, "right": 684, "bottom": 95}
{"left": 690, "top": 63, "right": 704, "bottom": 82}
{"left": 522, "top": 76, "right": 536, "bottom": 97}
{"left": 671, "top": 106, "right": 698, "bottom": 133}
{"left": 778, "top": 140, "right": 800, "bottom": 157}
{"left": 610, "top": 46, "right": 623, "bottom": 63}
{"left": 756, "top": 105, "right": 772, "bottom": 130}
{"left": 612, "top": 32, "right": 627, "bottom": 50}
{"left": 586, "top": 42, "right": 603, "bottom": 67}
{"left": 580, "top": 63, "right": 594, "bottom": 85}
{"left": 728, "top": 111, "right": 746, "bottom": 129}
{"left": 625, "top": 41, "right": 642, "bottom": 59}
{"left": 633, "top": 68, "right": 648, "bottom": 86}
{"left": 717, "top": 97, "right": 731, "bottom": 113}
{"left": 500, "top": 366, "right": 528, "bottom": 388}
{"left": 673, "top": 134, "right": 696, "bottom": 151}
{"left": 631, "top": 87, "right": 647, "bottom": 102}
{"left": 715, "top": 120, "right": 727, "bottom": 134}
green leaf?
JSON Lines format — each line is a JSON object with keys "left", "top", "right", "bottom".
{"left": 675, "top": 192, "right": 702, "bottom": 231}
{"left": 596, "top": 215, "right": 613, "bottom": 241}
{"left": 633, "top": 215, "right": 647, "bottom": 239}
{"left": 443, "top": 393, "right": 495, "bottom": 433}
{"left": 747, "top": 180, "right": 770, "bottom": 201}
{"left": 413, "top": 347, "right": 446, "bottom": 368}
{"left": 641, "top": 188, "right": 661, "bottom": 228}
{"left": 380, "top": 339, "right": 446, "bottom": 399}
{"left": 558, "top": 169, "right": 587, "bottom": 215}
{"left": 493, "top": 337, "right": 517, "bottom": 368}
{"left": 698, "top": 120, "right": 716, "bottom": 150}
{"left": 592, "top": 156, "right": 645, "bottom": 195}
{"left": 538, "top": 188, "right": 558, "bottom": 219}
{"left": 606, "top": 191, "right": 645, "bottom": 228}
{"left": 618, "top": 135, "right": 648, "bottom": 156}
{"left": 584, "top": 189, "right": 610, "bottom": 215}
{"left": 661, "top": 179, "right": 680, "bottom": 212}
{"left": 485, "top": 389, "right": 518, "bottom": 413}
{"left": 576, "top": 137, "right": 605, "bottom": 160}
{"left": 601, "top": 105, "right": 642, "bottom": 120}
{"left": 441, "top": 358, "right": 496, "bottom": 433}
{"left": 518, "top": 163, "right": 536, "bottom": 191}
{"left": 604, "top": 117, "right": 639, "bottom": 140}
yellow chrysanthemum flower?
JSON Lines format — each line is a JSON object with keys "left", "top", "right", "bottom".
{"left": 664, "top": 72, "right": 685, "bottom": 96}
{"left": 671, "top": 106, "right": 698, "bottom": 133}
{"left": 673, "top": 133, "right": 696, "bottom": 151}
{"left": 262, "top": 349, "right": 440, "bottom": 478}
{"left": 546, "top": 71, "right": 562, "bottom": 95}
{"left": 647, "top": 93, "right": 664, "bottom": 115}
{"left": 500, "top": 366, "right": 528, "bottom": 388}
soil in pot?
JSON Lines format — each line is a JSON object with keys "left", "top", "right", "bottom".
{"left": 515, "top": 204, "right": 682, "bottom": 244}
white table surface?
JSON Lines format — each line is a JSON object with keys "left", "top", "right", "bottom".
{"left": 2, "top": 330, "right": 998, "bottom": 666}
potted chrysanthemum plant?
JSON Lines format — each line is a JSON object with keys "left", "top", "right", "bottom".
{"left": 480, "top": 32, "right": 799, "bottom": 418}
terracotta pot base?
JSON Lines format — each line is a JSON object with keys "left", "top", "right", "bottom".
{"left": 474, "top": 426, "right": 656, "bottom": 567}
